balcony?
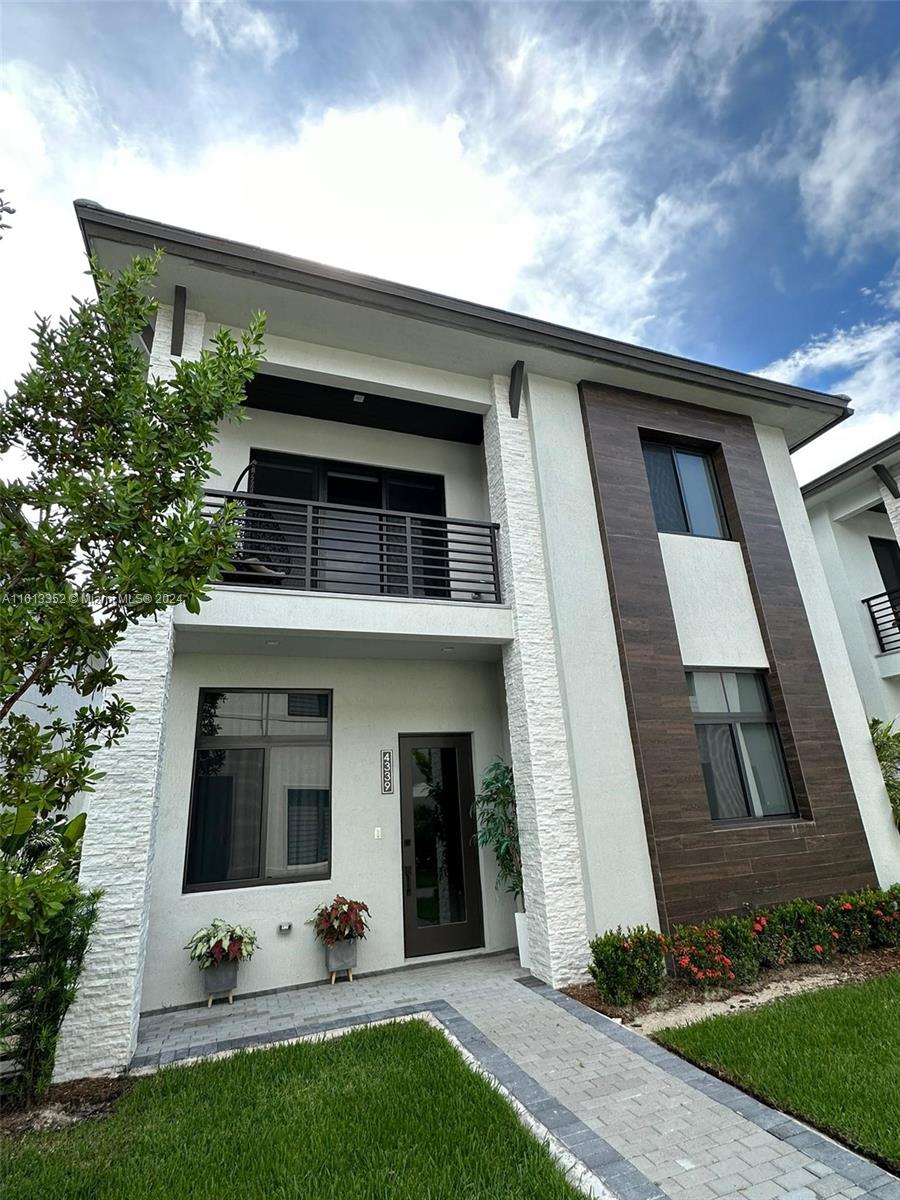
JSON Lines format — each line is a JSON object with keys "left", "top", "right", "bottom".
{"left": 202, "top": 489, "right": 502, "bottom": 604}
{"left": 863, "top": 588, "right": 900, "bottom": 654}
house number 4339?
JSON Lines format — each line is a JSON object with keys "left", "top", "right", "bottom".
{"left": 381, "top": 750, "right": 394, "bottom": 794}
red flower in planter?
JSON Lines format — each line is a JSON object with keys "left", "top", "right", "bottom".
{"left": 831, "top": 930, "right": 839, "bottom": 939}
{"left": 814, "top": 944, "right": 823, "bottom": 954}
{"left": 841, "top": 902, "right": 853, "bottom": 911}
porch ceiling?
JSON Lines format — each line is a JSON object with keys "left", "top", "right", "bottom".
{"left": 174, "top": 626, "right": 504, "bottom": 661}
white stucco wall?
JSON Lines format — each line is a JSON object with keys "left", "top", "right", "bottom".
{"left": 175, "top": 586, "right": 513, "bottom": 646}
{"left": 525, "top": 374, "right": 659, "bottom": 937}
{"left": 659, "top": 534, "right": 769, "bottom": 669}
{"left": 141, "top": 652, "right": 514, "bottom": 1011}
{"left": 806, "top": 500, "right": 900, "bottom": 720}
{"left": 757, "top": 422, "right": 900, "bottom": 887}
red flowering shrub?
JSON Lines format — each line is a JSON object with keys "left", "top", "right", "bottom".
{"left": 753, "top": 898, "right": 832, "bottom": 964}
{"left": 749, "top": 911, "right": 792, "bottom": 969}
{"left": 308, "top": 895, "right": 370, "bottom": 946}
{"left": 588, "top": 925, "right": 668, "bottom": 1006}
{"left": 710, "top": 915, "right": 760, "bottom": 984}
{"left": 823, "top": 893, "right": 872, "bottom": 954}
{"left": 670, "top": 924, "right": 740, "bottom": 988}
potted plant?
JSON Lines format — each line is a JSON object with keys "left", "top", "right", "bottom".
{"left": 186, "top": 918, "right": 258, "bottom": 1006}
{"left": 308, "top": 895, "right": 370, "bottom": 984}
{"left": 472, "top": 759, "right": 528, "bottom": 967}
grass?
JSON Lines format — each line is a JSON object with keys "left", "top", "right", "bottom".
{"left": 1, "top": 1019, "right": 581, "bottom": 1200}
{"left": 655, "top": 972, "right": 900, "bottom": 1170}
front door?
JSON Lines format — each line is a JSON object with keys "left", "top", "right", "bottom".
{"left": 399, "top": 734, "right": 484, "bottom": 957}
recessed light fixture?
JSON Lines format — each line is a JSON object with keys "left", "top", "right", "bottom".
{"left": 441, "top": 646, "right": 454, "bottom": 653}
{"left": 265, "top": 640, "right": 279, "bottom": 646}
{"left": 352, "top": 393, "right": 365, "bottom": 404}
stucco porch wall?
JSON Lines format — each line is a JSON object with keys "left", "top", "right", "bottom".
{"left": 141, "top": 650, "right": 514, "bottom": 1011}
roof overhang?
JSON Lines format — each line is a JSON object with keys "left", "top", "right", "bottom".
{"left": 801, "top": 432, "right": 900, "bottom": 507}
{"left": 75, "top": 199, "right": 852, "bottom": 450}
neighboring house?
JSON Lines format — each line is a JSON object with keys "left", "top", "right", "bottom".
{"left": 802, "top": 435, "right": 900, "bottom": 723}
{"left": 56, "top": 201, "right": 900, "bottom": 1080}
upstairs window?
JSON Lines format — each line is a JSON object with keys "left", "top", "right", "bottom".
{"left": 687, "top": 670, "right": 796, "bottom": 822}
{"left": 641, "top": 440, "right": 728, "bottom": 539}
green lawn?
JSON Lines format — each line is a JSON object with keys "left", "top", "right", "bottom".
{"left": 1, "top": 1019, "right": 580, "bottom": 1200}
{"left": 656, "top": 973, "right": 900, "bottom": 1170}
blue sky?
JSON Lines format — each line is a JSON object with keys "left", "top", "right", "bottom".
{"left": 2, "top": 0, "right": 898, "bottom": 479}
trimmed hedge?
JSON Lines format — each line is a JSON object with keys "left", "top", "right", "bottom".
{"left": 587, "top": 883, "right": 899, "bottom": 1006}
{"left": 587, "top": 925, "right": 667, "bottom": 1006}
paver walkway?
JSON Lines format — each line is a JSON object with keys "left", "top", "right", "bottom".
{"left": 134, "top": 952, "right": 898, "bottom": 1200}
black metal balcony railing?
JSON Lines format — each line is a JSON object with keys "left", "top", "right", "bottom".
{"left": 203, "top": 489, "right": 502, "bottom": 604}
{"left": 863, "top": 588, "right": 900, "bottom": 653}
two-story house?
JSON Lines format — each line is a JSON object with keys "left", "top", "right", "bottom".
{"left": 802, "top": 434, "right": 900, "bottom": 723}
{"left": 56, "top": 201, "right": 900, "bottom": 1081}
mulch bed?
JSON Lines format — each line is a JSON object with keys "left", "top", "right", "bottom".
{"left": 564, "top": 946, "right": 900, "bottom": 1024}
{"left": 0, "top": 1075, "right": 132, "bottom": 1137}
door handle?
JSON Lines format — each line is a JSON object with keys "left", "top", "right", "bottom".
{"left": 404, "top": 865, "right": 412, "bottom": 897}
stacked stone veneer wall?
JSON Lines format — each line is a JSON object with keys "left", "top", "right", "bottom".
{"left": 483, "top": 376, "right": 590, "bottom": 987}
{"left": 879, "top": 476, "right": 900, "bottom": 545}
{"left": 54, "top": 614, "right": 176, "bottom": 1079}
{"left": 55, "top": 303, "right": 201, "bottom": 1079}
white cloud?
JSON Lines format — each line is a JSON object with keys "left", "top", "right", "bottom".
{"left": 0, "top": 42, "right": 736, "bottom": 397}
{"left": 782, "top": 61, "right": 900, "bottom": 259}
{"left": 172, "top": 0, "right": 297, "bottom": 69}
{"left": 763, "top": 319, "right": 900, "bottom": 484}
{"left": 649, "top": 0, "right": 781, "bottom": 109}
{"left": 762, "top": 321, "right": 900, "bottom": 389}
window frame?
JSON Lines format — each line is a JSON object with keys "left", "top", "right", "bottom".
{"left": 182, "top": 687, "right": 334, "bottom": 893}
{"left": 686, "top": 668, "right": 798, "bottom": 824}
{"left": 641, "top": 438, "right": 730, "bottom": 540}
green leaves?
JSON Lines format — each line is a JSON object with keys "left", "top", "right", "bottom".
{"left": 870, "top": 717, "right": 900, "bottom": 829}
{"left": 471, "top": 759, "right": 523, "bottom": 901}
{"left": 1, "top": 250, "right": 265, "bottom": 848}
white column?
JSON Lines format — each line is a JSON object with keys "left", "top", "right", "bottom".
{"left": 758, "top": 424, "right": 900, "bottom": 889}
{"left": 483, "top": 375, "right": 590, "bottom": 986}
{"left": 56, "top": 302, "right": 204, "bottom": 1078}
{"left": 55, "top": 614, "right": 176, "bottom": 1079}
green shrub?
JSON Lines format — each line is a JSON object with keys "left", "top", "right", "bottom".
{"left": 710, "top": 915, "right": 760, "bottom": 985}
{"left": 0, "top": 866, "right": 101, "bottom": 1105}
{"left": 670, "top": 923, "right": 748, "bottom": 987}
{"left": 869, "top": 718, "right": 900, "bottom": 828}
{"left": 587, "top": 883, "right": 900, "bottom": 1005}
{"left": 823, "top": 893, "right": 872, "bottom": 954}
{"left": 588, "top": 925, "right": 667, "bottom": 1006}
{"left": 749, "top": 909, "right": 793, "bottom": 969}
{"left": 754, "top": 898, "right": 833, "bottom": 964}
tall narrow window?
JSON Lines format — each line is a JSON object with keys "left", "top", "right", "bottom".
{"left": 642, "top": 440, "right": 728, "bottom": 538}
{"left": 184, "top": 690, "right": 332, "bottom": 890}
{"left": 687, "top": 670, "right": 796, "bottom": 822}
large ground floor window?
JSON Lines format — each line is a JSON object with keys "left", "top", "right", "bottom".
{"left": 184, "top": 689, "right": 332, "bottom": 891}
{"left": 687, "top": 670, "right": 796, "bottom": 822}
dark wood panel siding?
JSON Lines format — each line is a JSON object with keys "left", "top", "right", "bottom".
{"left": 579, "top": 384, "right": 876, "bottom": 927}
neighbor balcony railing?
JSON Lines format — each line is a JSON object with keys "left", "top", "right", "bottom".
{"left": 863, "top": 588, "right": 900, "bottom": 653}
{"left": 203, "top": 489, "right": 502, "bottom": 604}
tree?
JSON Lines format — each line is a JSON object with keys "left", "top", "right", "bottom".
{"left": 0, "top": 252, "right": 266, "bottom": 850}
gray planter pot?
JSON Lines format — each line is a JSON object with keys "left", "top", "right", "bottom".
{"left": 325, "top": 938, "right": 358, "bottom": 982}
{"left": 203, "top": 959, "right": 239, "bottom": 1005}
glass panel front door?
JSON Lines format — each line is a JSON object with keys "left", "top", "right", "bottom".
{"left": 399, "top": 734, "right": 484, "bottom": 957}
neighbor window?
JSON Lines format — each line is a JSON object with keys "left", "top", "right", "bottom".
{"left": 641, "top": 440, "right": 728, "bottom": 538}
{"left": 687, "top": 670, "right": 796, "bottom": 822}
{"left": 184, "top": 690, "right": 332, "bottom": 890}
